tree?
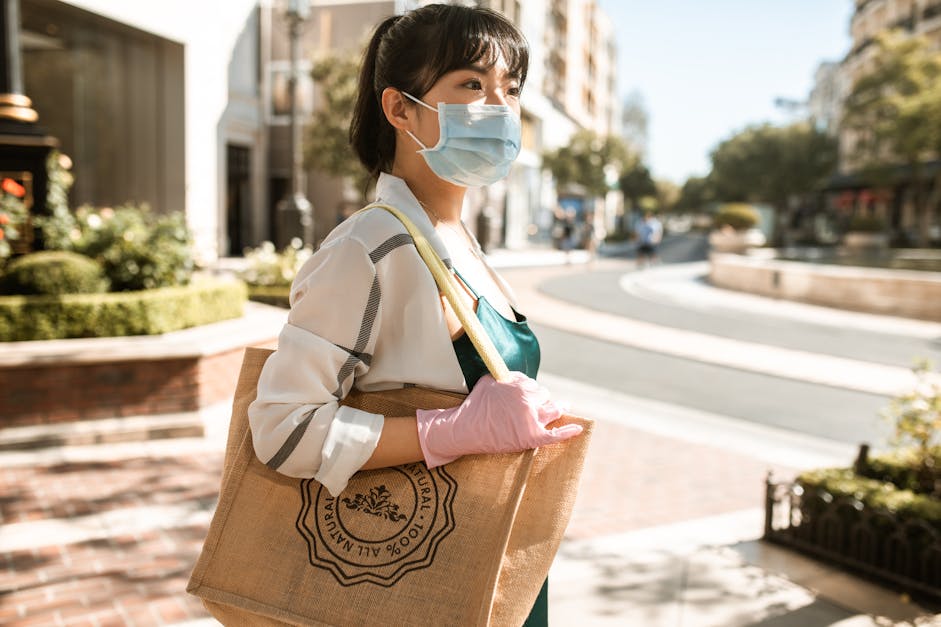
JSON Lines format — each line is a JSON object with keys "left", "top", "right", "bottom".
{"left": 655, "top": 179, "right": 680, "bottom": 213}
{"left": 675, "top": 176, "right": 714, "bottom": 213}
{"left": 842, "top": 30, "right": 941, "bottom": 245}
{"left": 707, "top": 122, "right": 838, "bottom": 238}
{"left": 620, "top": 90, "right": 649, "bottom": 158}
{"left": 305, "top": 49, "right": 373, "bottom": 202}
{"left": 617, "top": 161, "right": 657, "bottom": 211}
{"left": 542, "top": 130, "right": 633, "bottom": 198}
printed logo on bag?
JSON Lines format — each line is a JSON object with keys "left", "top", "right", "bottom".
{"left": 297, "top": 463, "right": 457, "bottom": 586}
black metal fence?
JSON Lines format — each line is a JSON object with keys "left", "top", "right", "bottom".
{"left": 764, "top": 473, "right": 941, "bottom": 601}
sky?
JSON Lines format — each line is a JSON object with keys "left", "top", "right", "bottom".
{"left": 595, "top": 0, "right": 854, "bottom": 184}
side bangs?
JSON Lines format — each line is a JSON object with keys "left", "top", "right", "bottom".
{"left": 426, "top": 10, "right": 529, "bottom": 91}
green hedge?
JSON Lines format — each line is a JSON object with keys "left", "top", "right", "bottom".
{"left": 0, "top": 279, "right": 247, "bottom": 341}
{"left": 247, "top": 284, "right": 291, "bottom": 309}
{"left": 713, "top": 203, "right": 759, "bottom": 231}
{"left": 1, "top": 251, "right": 109, "bottom": 295}
{"left": 860, "top": 448, "right": 941, "bottom": 494}
{"left": 798, "top": 467, "right": 941, "bottom": 532}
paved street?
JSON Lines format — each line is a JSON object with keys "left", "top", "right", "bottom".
{"left": 3, "top": 240, "right": 941, "bottom": 626}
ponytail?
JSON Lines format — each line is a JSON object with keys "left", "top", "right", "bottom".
{"left": 350, "top": 15, "right": 400, "bottom": 178}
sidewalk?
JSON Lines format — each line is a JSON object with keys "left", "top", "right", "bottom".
{"left": 2, "top": 247, "right": 940, "bottom": 626}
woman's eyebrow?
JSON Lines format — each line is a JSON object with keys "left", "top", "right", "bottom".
{"left": 455, "top": 63, "right": 489, "bottom": 75}
{"left": 454, "top": 64, "right": 521, "bottom": 81}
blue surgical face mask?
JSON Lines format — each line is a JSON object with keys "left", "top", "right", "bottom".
{"left": 401, "top": 91, "right": 522, "bottom": 187}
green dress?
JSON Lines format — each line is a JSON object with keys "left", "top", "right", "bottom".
{"left": 451, "top": 270, "right": 548, "bottom": 627}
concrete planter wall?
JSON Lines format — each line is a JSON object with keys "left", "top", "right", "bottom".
{"left": 0, "top": 303, "right": 285, "bottom": 428}
{"left": 708, "top": 228, "right": 767, "bottom": 254}
{"left": 843, "top": 232, "right": 890, "bottom": 250}
{"left": 709, "top": 252, "right": 941, "bottom": 321}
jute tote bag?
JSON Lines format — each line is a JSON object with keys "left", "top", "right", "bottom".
{"left": 187, "top": 204, "right": 593, "bottom": 626}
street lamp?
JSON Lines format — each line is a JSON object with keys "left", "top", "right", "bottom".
{"left": 276, "top": 0, "right": 314, "bottom": 248}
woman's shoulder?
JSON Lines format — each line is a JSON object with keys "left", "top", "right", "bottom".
{"left": 321, "top": 204, "right": 411, "bottom": 256}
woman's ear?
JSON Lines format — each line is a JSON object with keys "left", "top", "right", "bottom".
{"left": 380, "top": 88, "right": 411, "bottom": 131}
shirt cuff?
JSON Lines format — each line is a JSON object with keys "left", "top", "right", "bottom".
{"left": 314, "top": 405, "right": 384, "bottom": 497}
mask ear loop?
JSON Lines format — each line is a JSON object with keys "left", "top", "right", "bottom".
{"left": 400, "top": 91, "right": 443, "bottom": 152}
{"left": 401, "top": 91, "right": 438, "bottom": 113}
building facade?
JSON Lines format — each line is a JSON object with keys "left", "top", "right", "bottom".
{"left": 23, "top": 0, "right": 267, "bottom": 259}
{"left": 835, "top": 0, "right": 941, "bottom": 245}
{"left": 21, "top": 0, "right": 619, "bottom": 259}
{"left": 807, "top": 61, "right": 846, "bottom": 136}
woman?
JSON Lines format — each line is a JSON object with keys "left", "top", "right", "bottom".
{"left": 248, "top": 4, "right": 581, "bottom": 624}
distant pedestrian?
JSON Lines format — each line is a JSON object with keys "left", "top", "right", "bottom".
{"left": 636, "top": 211, "right": 662, "bottom": 268}
{"left": 581, "top": 210, "right": 601, "bottom": 266}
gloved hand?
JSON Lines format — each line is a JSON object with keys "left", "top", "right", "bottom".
{"left": 416, "top": 372, "right": 583, "bottom": 468}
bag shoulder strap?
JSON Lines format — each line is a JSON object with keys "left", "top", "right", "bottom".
{"left": 362, "top": 202, "right": 511, "bottom": 383}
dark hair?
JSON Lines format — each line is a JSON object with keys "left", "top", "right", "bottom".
{"left": 350, "top": 4, "right": 529, "bottom": 177}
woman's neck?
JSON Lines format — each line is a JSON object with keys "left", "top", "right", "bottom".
{"left": 408, "top": 177, "right": 465, "bottom": 224}
{"left": 391, "top": 155, "right": 465, "bottom": 224}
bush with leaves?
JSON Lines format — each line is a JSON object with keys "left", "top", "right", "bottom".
{"left": 0, "top": 279, "right": 245, "bottom": 341}
{"left": 0, "top": 251, "right": 108, "bottom": 295}
{"left": 35, "top": 151, "right": 77, "bottom": 251}
{"left": 798, "top": 467, "right": 941, "bottom": 533}
{"left": 239, "top": 238, "right": 312, "bottom": 288}
{"left": 712, "top": 203, "right": 759, "bottom": 231}
{"left": 0, "top": 177, "right": 29, "bottom": 260}
{"left": 38, "top": 204, "right": 194, "bottom": 291}
{"left": 882, "top": 360, "right": 941, "bottom": 495}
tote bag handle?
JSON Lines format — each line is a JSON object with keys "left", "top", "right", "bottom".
{"left": 365, "top": 203, "right": 512, "bottom": 383}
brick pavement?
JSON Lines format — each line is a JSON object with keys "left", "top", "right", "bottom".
{"left": 0, "top": 409, "right": 793, "bottom": 626}
{"left": 566, "top": 418, "right": 792, "bottom": 540}
{"left": 1, "top": 453, "right": 221, "bottom": 626}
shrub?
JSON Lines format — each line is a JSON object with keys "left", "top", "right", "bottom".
{"left": 0, "top": 251, "right": 108, "bottom": 295}
{"left": 713, "top": 203, "right": 759, "bottom": 231}
{"left": 861, "top": 448, "right": 938, "bottom": 494}
{"left": 247, "top": 284, "right": 291, "bottom": 309}
{"left": 0, "top": 279, "right": 246, "bottom": 341}
{"left": 0, "top": 177, "right": 29, "bottom": 261}
{"left": 847, "top": 214, "right": 886, "bottom": 233}
{"left": 240, "top": 239, "right": 312, "bottom": 288}
{"left": 798, "top": 467, "right": 941, "bottom": 532}
{"left": 36, "top": 204, "right": 194, "bottom": 291}
{"left": 880, "top": 360, "right": 941, "bottom": 495}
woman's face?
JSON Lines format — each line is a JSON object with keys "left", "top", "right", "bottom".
{"left": 409, "top": 53, "right": 522, "bottom": 148}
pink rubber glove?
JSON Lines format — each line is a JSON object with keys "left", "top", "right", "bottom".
{"left": 416, "top": 372, "right": 583, "bottom": 468}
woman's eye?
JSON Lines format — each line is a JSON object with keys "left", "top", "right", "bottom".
{"left": 463, "top": 79, "right": 483, "bottom": 90}
{"left": 507, "top": 86, "right": 521, "bottom": 97}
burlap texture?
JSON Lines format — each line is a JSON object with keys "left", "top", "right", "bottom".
{"left": 187, "top": 347, "right": 592, "bottom": 626}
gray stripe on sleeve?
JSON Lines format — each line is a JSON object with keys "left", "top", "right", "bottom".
{"left": 265, "top": 235, "right": 405, "bottom": 471}
{"left": 333, "top": 274, "right": 381, "bottom": 397}
{"left": 266, "top": 274, "right": 379, "bottom": 470}
{"left": 370, "top": 233, "right": 413, "bottom": 264}
{"left": 266, "top": 408, "right": 317, "bottom": 471}
{"left": 332, "top": 343, "right": 373, "bottom": 367}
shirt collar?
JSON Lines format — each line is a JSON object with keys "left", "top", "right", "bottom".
{"left": 374, "top": 172, "right": 453, "bottom": 267}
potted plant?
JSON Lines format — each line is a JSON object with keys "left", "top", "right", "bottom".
{"left": 708, "top": 203, "right": 766, "bottom": 253}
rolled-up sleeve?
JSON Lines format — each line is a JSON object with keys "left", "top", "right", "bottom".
{"left": 248, "top": 236, "right": 384, "bottom": 496}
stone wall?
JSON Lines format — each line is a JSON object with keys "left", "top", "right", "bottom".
{"left": 0, "top": 304, "right": 284, "bottom": 427}
{"left": 709, "top": 252, "right": 941, "bottom": 322}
